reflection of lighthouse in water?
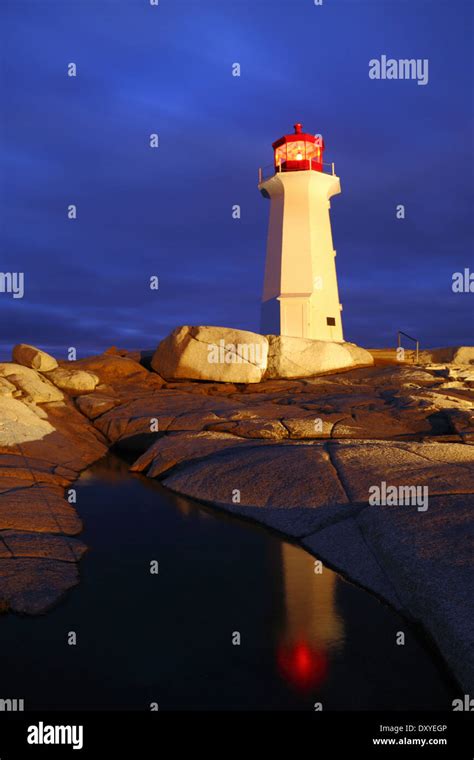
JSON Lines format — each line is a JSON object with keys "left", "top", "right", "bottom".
{"left": 277, "top": 543, "right": 344, "bottom": 692}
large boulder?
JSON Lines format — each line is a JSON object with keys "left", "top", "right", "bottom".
{"left": 151, "top": 326, "right": 268, "bottom": 383}
{"left": 343, "top": 341, "right": 376, "bottom": 366}
{"left": 70, "top": 354, "right": 150, "bottom": 384}
{"left": 12, "top": 344, "right": 58, "bottom": 372}
{"left": 428, "top": 346, "right": 474, "bottom": 365}
{"left": 0, "top": 377, "right": 17, "bottom": 397}
{"left": 0, "top": 396, "right": 55, "bottom": 446}
{"left": 44, "top": 367, "right": 99, "bottom": 395}
{"left": 264, "top": 336, "right": 373, "bottom": 379}
{"left": 0, "top": 363, "right": 63, "bottom": 403}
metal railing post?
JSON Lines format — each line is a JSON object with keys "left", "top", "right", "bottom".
{"left": 397, "top": 331, "right": 420, "bottom": 363}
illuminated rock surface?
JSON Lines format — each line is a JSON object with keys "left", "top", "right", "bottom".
{"left": 0, "top": 358, "right": 107, "bottom": 613}
{"left": 0, "top": 344, "right": 473, "bottom": 691}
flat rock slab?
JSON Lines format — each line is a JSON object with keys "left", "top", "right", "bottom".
{"left": 91, "top": 362, "right": 474, "bottom": 449}
{"left": 206, "top": 418, "right": 289, "bottom": 439}
{"left": 163, "top": 442, "right": 352, "bottom": 537}
{"left": 302, "top": 517, "right": 404, "bottom": 612}
{"left": 34, "top": 401, "right": 107, "bottom": 471}
{"left": 281, "top": 415, "right": 337, "bottom": 438}
{"left": 0, "top": 478, "right": 82, "bottom": 535}
{"left": 0, "top": 530, "right": 86, "bottom": 562}
{"left": 328, "top": 441, "right": 474, "bottom": 501}
{"left": 131, "top": 431, "right": 247, "bottom": 477}
{"left": 0, "top": 558, "right": 81, "bottom": 615}
{"left": 330, "top": 409, "right": 432, "bottom": 439}
{"left": 356, "top": 494, "right": 474, "bottom": 691}
{"left": 76, "top": 394, "right": 119, "bottom": 419}
{"left": 0, "top": 453, "right": 73, "bottom": 487}
{"left": 94, "top": 391, "right": 245, "bottom": 443}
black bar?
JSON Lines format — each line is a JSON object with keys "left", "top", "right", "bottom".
{"left": 0, "top": 711, "right": 472, "bottom": 757}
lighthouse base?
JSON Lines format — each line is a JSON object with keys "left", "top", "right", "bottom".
{"left": 261, "top": 295, "right": 343, "bottom": 341}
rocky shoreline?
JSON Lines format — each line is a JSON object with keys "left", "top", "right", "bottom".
{"left": 0, "top": 337, "right": 473, "bottom": 692}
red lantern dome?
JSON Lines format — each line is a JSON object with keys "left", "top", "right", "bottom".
{"left": 272, "top": 122, "right": 324, "bottom": 173}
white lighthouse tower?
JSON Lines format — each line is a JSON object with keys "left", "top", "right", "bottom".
{"left": 259, "top": 123, "right": 343, "bottom": 341}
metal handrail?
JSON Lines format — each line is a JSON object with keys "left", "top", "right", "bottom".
{"left": 258, "top": 159, "right": 336, "bottom": 184}
{"left": 397, "top": 331, "right": 420, "bottom": 363}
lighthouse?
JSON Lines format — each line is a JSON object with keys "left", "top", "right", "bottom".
{"left": 258, "top": 123, "right": 343, "bottom": 341}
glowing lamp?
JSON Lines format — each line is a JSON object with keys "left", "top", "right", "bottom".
{"left": 272, "top": 121, "right": 325, "bottom": 173}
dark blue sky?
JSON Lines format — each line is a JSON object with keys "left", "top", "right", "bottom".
{"left": 1, "top": 0, "right": 472, "bottom": 360}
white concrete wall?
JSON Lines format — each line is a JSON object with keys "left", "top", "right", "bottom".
{"left": 259, "top": 170, "right": 344, "bottom": 341}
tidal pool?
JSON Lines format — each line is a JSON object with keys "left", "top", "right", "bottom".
{"left": 0, "top": 453, "right": 456, "bottom": 710}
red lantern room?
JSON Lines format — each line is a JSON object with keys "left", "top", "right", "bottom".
{"left": 272, "top": 122, "right": 325, "bottom": 173}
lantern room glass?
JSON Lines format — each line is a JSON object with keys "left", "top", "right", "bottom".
{"left": 287, "top": 141, "right": 306, "bottom": 161}
{"left": 274, "top": 140, "right": 322, "bottom": 171}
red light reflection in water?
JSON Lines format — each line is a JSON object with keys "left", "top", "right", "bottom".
{"left": 277, "top": 641, "right": 328, "bottom": 691}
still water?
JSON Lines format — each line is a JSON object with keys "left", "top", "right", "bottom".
{"left": 0, "top": 454, "right": 455, "bottom": 710}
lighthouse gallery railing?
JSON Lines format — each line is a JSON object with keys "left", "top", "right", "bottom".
{"left": 258, "top": 160, "right": 336, "bottom": 184}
